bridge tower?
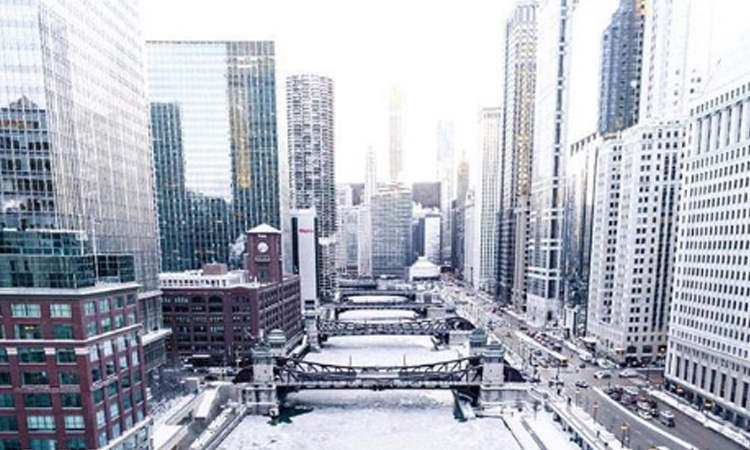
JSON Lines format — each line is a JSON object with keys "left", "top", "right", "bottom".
{"left": 304, "top": 309, "right": 320, "bottom": 351}
{"left": 479, "top": 342, "right": 506, "bottom": 405}
{"left": 242, "top": 344, "right": 278, "bottom": 415}
{"left": 268, "top": 329, "right": 287, "bottom": 357}
{"left": 469, "top": 328, "right": 487, "bottom": 357}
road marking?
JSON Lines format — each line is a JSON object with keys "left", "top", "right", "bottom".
{"left": 592, "top": 387, "right": 697, "bottom": 450}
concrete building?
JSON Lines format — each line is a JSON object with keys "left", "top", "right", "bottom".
{"left": 412, "top": 208, "right": 441, "bottom": 266}
{"left": 436, "top": 121, "right": 456, "bottom": 264}
{"left": 287, "top": 209, "right": 319, "bottom": 310}
{"left": 462, "top": 189, "right": 478, "bottom": 286}
{"left": 0, "top": 229, "right": 150, "bottom": 450}
{"left": 161, "top": 225, "right": 302, "bottom": 366}
{"left": 371, "top": 183, "right": 412, "bottom": 278}
{"left": 526, "top": 0, "right": 577, "bottom": 326}
{"left": 389, "top": 87, "right": 405, "bottom": 183}
{"left": 477, "top": 107, "right": 503, "bottom": 294}
{"left": 358, "top": 148, "right": 377, "bottom": 278}
{"left": 665, "top": 51, "right": 750, "bottom": 428}
{"left": 336, "top": 204, "right": 360, "bottom": 277}
{"left": 286, "top": 74, "right": 336, "bottom": 302}
{"left": 587, "top": 122, "right": 683, "bottom": 364}
{"left": 598, "top": 0, "right": 645, "bottom": 133}
{"left": 451, "top": 158, "right": 471, "bottom": 271}
{"left": 0, "top": 0, "right": 168, "bottom": 383}
{"left": 499, "top": 1, "right": 537, "bottom": 309}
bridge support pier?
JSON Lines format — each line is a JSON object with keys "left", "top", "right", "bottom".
{"left": 242, "top": 344, "right": 279, "bottom": 415}
{"left": 304, "top": 310, "right": 320, "bottom": 351}
{"left": 479, "top": 342, "right": 506, "bottom": 406}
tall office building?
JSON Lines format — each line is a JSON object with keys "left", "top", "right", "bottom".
{"left": 665, "top": 53, "right": 750, "bottom": 428}
{"left": 477, "top": 108, "right": 503, "bottom": 294}
{"left": 286, "top": 74, "right": 336, "bottom": 302}
{"left": 147, "top": 40, "right": 280, "bottom": 271}
{"left": 451, "top": 157, "right": 471, "bottom": 271}
{"left": 598, "top": 0, "right": 645, "bottom": 133}
{"left": 436, "top": 121, "right": 456, "bottom": 264}
{"left": 587, "top": 123, "right": 683, "bottom": 364}
{"left": 500, "top": 1, "right": 537, "bottom": 308}
{"left": 462, "top": 189, "right": 478, "bottom": 285}
{"left": 389, "top": 86, "right": 405, "bottom": 183}
{"left": 526, "top": 0, "right": 577, "bottom": 326}
{"left": 0, "top": 0, "right": 168, "bottom": 378}
{"left": 371, "top": 183, "right": 412, "bottom": 278}
{"left": 358, "top": 147, "right": 377, "bottom": 277}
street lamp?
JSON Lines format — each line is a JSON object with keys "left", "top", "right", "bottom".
{"left": 592, "top": 401, "right": 599, "bottom": 422}
{"left": 575, "top": 388, "right": 581, "bottom": 407}
{"left": 619, "top": 423, "right": 629, "bottom": 446}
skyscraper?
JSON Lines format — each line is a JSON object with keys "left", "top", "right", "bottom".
{"left": 436, "top": 121, "right": 456, "bottom": 264}
{"left": 389, "top": 86, "right": 405, "bottom": 183}
{"left": 665, "top": 51, "right": 750, "bottom": 429}
{"left": 526, "top": 0, "right": 576, "bottom": 326}
{"left": 358, "top": 147, "right": 377, "bottom": 277}
{"left": 146, "top": 40, "right": 280, "bottom": 271}
{"left": 286, "top": 74, "right": 336, "bottom": 302}
{"left": 0, "top": 0, "right": 167, "bottom": 376}
{"left": 451, "top": 157, "right": 470, "bottom": 272}
{"left": 477, "top": 107, "right": 503, "bottom": 293}
{"left": 598, "top": 0, "right": 645, "bottom": 133}
{"left": 371, "top": 183, "right": 412, "bottom": 278}
{"left": 499, "top": 1, "right": 537, "bottom": 309}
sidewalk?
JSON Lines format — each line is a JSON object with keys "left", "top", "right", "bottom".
{"left": 650, "top": 389, "right": 750, "bottom": 448}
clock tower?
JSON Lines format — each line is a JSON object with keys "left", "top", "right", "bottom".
{"left": 246, "top": 224, "right": 283, "bottom": 284}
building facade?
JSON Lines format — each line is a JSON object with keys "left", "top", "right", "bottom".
{"left": 526, "top": 0, "right": 576, "bottom": 326}
{"left": 436, "top": 121, "right": 456, "bottom": 264}
{"left": 0, "top": 0, "right": 168, "bottom": 382}
{"left": 389, "top": 87, "right": 405, "bottom": 183}
{"left": 286, "top": 74, "right": 336, "bottom": 302}
{"left": 598, "top": 0, "right": 645, "bottom": 133}
{"left": 146, "top": 40, "right": 280, "bottom": 271}
{"left": 371, "top": 184, "right": 412, "bottom": 278}
{"left": 665, "top": 58, "right": 750, "bottom": 429}
{"left": 500, "top": 1, "right": 537, "bottom": 309}
{"left": 477, "top": 107, "right": 503, "bottom": 294}
{"left": 358, "top": 148, "right": 377, "bottom": 277}
{"left": 287, "top": 209, "right": 319, "bottom": 309}
{"left": 587, "top": 122, "right": 683, "bottom": 364}
{"left": 0, "top": 229, "right": 150, "bottom": 450}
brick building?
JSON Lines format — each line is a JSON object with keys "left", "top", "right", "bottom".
{"left": 160, "top": 225, "right": 302, "bottom": 366}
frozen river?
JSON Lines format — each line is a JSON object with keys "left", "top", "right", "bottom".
{"left": 218, "top": 311, "right": 522, "bottom": 450}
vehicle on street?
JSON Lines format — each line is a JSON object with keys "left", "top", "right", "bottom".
{"left": 658, "top": 410, "right": 676, "bottom": 427}
{"left": 579, "top": 362, "right": 587, "bottom": 369}
{"left": 575, "top": 380, "right": 589, "bottom": 389}
{"left": 619, "top": 369, "right": 640, "bottom": 378}
{"left": 638, "top": 409, "right": 653, "bottom": 420}
{"left": 594, "top": 370, "right": 612, "bottom": 379}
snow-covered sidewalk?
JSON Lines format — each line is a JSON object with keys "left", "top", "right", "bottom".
{"left": 650, "top": 389, "right": 750, "bottom": 448}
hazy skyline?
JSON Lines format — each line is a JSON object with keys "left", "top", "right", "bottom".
{"left": 142, "top": 0, "right": 750, "bottom": 184}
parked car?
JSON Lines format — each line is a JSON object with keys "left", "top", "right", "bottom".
{"left": 594, "top": 370, "right": 613, "bottom": 379}
{"left": 638, "top": 409, "right": 654, "bottom": 420}
{"left": 619, "top": 369, "right": 640, "bottom": 378}
{"left": 658, "top": 410, "right": 676, "bottom": 427}
{"left": 575, "top": 380, "right": 589, "bottom": 389}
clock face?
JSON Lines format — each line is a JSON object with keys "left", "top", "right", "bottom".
{"left": 257, "top": 242, "right": 269, "bottom": 254}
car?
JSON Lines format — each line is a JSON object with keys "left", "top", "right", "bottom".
{"left": 579, "top": 362, "right": 587, "bottom": 369}
{"left": 638, "top": 409, "right": 654, "bottom": 420}
{"left": 575, "top": 380, "right": 589, "bottom": 389}
{"left": 619, "top": 369, "right": 639, "bottom": 378}
{"left": 594, "top": 370, "right": 613, "bottom": 379}
{"left": 658, "top": 410, "right": 676, "bottom": 427}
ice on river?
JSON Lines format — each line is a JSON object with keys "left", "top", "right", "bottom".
{"left": 218, "top": 335, "right": 522, "bottom": 450}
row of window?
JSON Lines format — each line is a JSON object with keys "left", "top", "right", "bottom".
{"left": 0, "top": 438, "right": 85, "bottom": 450}
{"left": 9, "top": 303, "right": 70, "bottom": 318}
{"left": 0, "top": 370, "right": 79, "bottom": 386}
{"left": 0, "top": 347, "right": 77, "bottom": 364}
{"left": 0, "top": 414, "right": 84, "bottom": 431}
{"left": 0, "top": 392, "right": 82, "bottom": 408}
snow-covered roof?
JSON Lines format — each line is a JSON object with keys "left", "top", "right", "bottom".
{"left": 410, "top": 256, "right": 439, "bottom": 270}
{"left": 247, "top": 223, "right": 280, "bottom": 234}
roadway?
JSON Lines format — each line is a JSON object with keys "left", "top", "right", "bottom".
{"left": 440, "top": 283, "right": 746, "bottom": 450}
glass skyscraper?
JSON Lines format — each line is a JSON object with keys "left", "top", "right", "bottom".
{"left": 147, "top": 41, "right": 280, "bottom": 271}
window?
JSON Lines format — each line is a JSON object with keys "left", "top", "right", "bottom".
{"left": 53, "top": 324, "right": 74, "bottom": 339}
{"left": 64, "top": 415, "right": 84, "bottom": 430}
{"left": 19, "top": 348, "right": 46, "bottom": 363}
{"left": 114, "top": 297, "right": 124, "bottom": 309}
{"left": 0, "top": 394, "right": 13, "bottom": 408}
{"left": 0, "top": 440, "right": 21, "bottom": 450}
{"left": 22, "top": 371, "right": 49, "bottom": 385}
{"left": 0, "top": 349, "right": 7, "bottom": 363}
{"left": 114, "top": 315, "right": 124, "bottom": 329}
{"left": 98, "top": 299, "right": 110, "bottom": 313}
{"left": 50, "top": 304, "right": 71, "bottom": 318}
{"left": 84, "top": 301, "right": 96, "bottom": 316}
{"left": 89, "top": 346, "right": 99, "bottom": 362}
{"left": 11, "top": 304, "right": 41, "bottom": 317}
{"left": 86, "top": 321, "right": 97, "bottom": 338}
{"left": 100, "top": 318, "right": 111, "bottom": 333}
{"left": 14, "top": 324, "right": 43, "bottom": 340}
{"left": 93, "top": 389, "right": 104, "bottom": 404}
{"left": 24, "top": 394, "right": 52, "bottom": 408}
{"left": 91, "top": 367, "right": 102, "bottom": 383}
{"left": 61, "top": 393, "right": 82, "bottom": 408}
{"left": 27, "top": 415, "right": 55, "bottom": 431}
{"left": 30, "top": 440, "right": 56, "bottom": 450}
{"left": 65, "top": 439, "right": 86, "bottom": 450}
{"left": 96, "top": 410, "right": 106, "bottom": 428}
{"left": 98, "top": 432, "right": 108, "bottom": 448}
{"left": 102, "top": 340, "right": 113, "bottom": 357}
{"left": 56, "top": 348, "right": 76, "bottom": 364}
{"left": 0, "top": 417, "right": 18, "bottom": 432}
{"left": 66, "top": 439, "right": 86, "bottom": 450}
{"left": 108, "top": 383, "right": 118, "bottom": 397}
{"left": 59, "top": 372, "right": 79, "bottom": 385}
{"left": 109, "top": 403, "right": 119, "bottom": 419}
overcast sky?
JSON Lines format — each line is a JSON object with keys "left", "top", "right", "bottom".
{"left": 141, "top": 0, "right": 750, "bottom": 184}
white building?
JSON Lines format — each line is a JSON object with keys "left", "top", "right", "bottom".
{"left": 587, "top": 122, "right": 683, "bottom": 364}
{"left": 462, "top": 189, "right": 478, "bottom": 286}
{"left": 358, "top": 147, "right": 376, "bottom": 277}
{"left": 389, "top": 86, "right": 405, "bottom": 183}
{"left": 665, "top": 47, "right": 750, "bottom": 429}
{"left": 436, "top": 121, "right": 456, "bottom": 264}
{"left": 477, "top": 107, "right": 503, "bottom": 294}
{"left": 286, "top": 209, "right": 319, "bottom": 310}
{"left": 336, "top": 204, "right": 360, "bottom": 276}
{"left": 409, "top": 257, "right": 441, "bottom": 282}
{"left": 526, "top": 0, "right": 576, "bottom": 326}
